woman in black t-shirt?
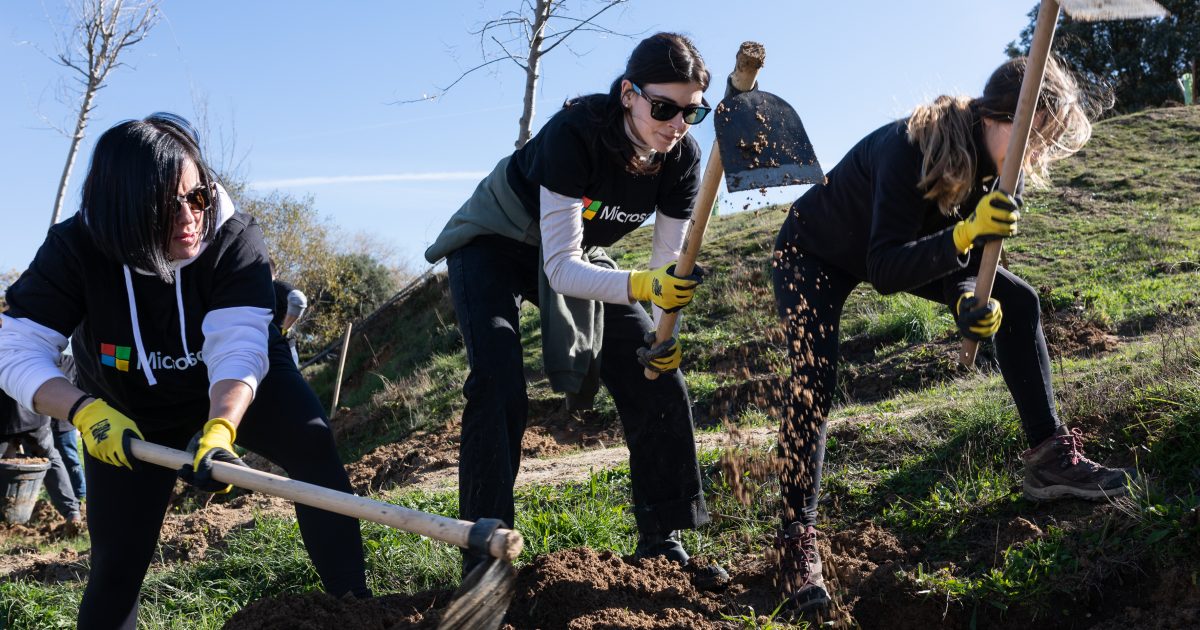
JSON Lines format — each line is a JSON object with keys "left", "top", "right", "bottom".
{"left": 769, "top": 57, "right": 1132, "bottom": 612}
{"left": 425, "top": 32, "right": 726, "bottom": 587}
{"left": 0, "top": 114, "right": 369, "bottom": 629}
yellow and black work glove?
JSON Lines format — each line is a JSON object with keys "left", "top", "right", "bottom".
{"left": 629, "top": 263, "right": 705, "bottom": 313}
{"left": 72, "top": 399, "right": 145, "bottom": 469}
{"left": 955, "top": 291, "right": 1003, "bottom": 341}
{"left": 952, "top": 190, "right": 1021, "bottom": 254}
{"left": 180, "top": 417, "right": 246, "bottom": 494}
{"left": 637, "top": 332, "right": 682, "bottom": 374}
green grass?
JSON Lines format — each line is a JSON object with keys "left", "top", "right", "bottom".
{"left": 9, "top": 108, "right": 1200, "bottom": 628}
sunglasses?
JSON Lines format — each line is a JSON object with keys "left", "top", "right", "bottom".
{"left": 174, "top": 183, "right": 214, "bottom": 215}
{"left": 630, "top": 83, "right": 711, "bottom": 125}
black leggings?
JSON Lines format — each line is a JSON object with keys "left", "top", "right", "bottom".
{"left": 447, "top": 237, "right": 709, "bottom": 536}
{"left": 77, "top": 362, "right": 368, "bottom": 630}
{"left": 771, "top": 245, "right": 1060, "bottom": 527}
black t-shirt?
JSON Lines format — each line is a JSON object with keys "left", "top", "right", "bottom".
{"left": 272, "top": 280, "right": 296, "bottom": 330}
{"left": 779, "top": 116, "right": 1010, "bottom": 304}
{"left": 5, "top": 213, "right": 288, "bottom": 430}
{"left": 506, "top": 95, "right": 701, "bottom": 247}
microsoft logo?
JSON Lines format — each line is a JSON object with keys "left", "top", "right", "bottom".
{"left": 581, "top": 196, "right": 603, "bottom": 220}
{"left": 100, "top": 343, "right": 132, "bottom": 372}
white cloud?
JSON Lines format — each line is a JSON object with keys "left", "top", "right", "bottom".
{"left": 250, "top": 171, "right": 489, "bottom": 189}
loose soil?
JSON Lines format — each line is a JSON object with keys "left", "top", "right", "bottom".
{"left": 1, "top": 307, "right": 1184, "bottom": 629}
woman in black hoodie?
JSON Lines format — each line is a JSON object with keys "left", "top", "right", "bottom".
{"left": 0, "top": 114, "right": 369, "bottom": 629}
{"left": 769, "top": 57, "right": 1132, "bottom": 613}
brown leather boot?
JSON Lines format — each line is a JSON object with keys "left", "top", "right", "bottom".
{"left": 1021, "top": 425, "right": 1133, "bottom": 501}
{"left": 776, "top": 523, "right": 829, "bottom": 612}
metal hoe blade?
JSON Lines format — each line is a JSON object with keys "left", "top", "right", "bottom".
{"left": 715, "top": 90, "right": 824, "bottom": 193}
{"left": 1057, "top": 0, "right": 1168, "bottom": 21}
{"left": 437, "top": 558, "right": 517, "bottom": 630}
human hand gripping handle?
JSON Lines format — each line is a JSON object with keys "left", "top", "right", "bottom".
{"left": 180, "top": 417, "right": 247, "bottom": 494}
{"left": 637, "top": 332, "right": 682, "bottom": 374}
{"left": 72, "top": 398, "right": 145, "bottom": 469}
{"left": 629, "top": 262, "right": 705, "bottom": 313}
{"left": 952, "top": 191, "right": 1021, "bottom": 254}
{"left": 955, "top": 292, "right": 1003, "bottom": 341}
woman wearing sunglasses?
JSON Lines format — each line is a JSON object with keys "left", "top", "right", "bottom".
{"left": 425, "top": 32, "right": 726, "bottom": 587}
{"left": 0, "top": 113, "right": 369, "bottom": 629}
{"left": 769, "top": 57, "right": 1131, "bottom": 613}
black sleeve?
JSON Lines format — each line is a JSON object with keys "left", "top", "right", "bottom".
{"left": 657, "top": 135, "right": 701, "bottom": 219}
{"left": 520, "top": 112, "right": 593, "bottom": 198}
{"left": 4, "top": 227, "right": 87, "bottom": 338}
{"left": 865, "top": 134, "right": 967, "bottom": 295}
{"left": 210, "top": 218, "right": 275, "bottom": 312}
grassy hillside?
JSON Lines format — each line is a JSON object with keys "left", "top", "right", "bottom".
{"left": 5, "top": 106, "right": 1200, "bottom": 629}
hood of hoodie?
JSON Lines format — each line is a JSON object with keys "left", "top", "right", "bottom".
{"left": 124, "top": 184, "right": 237, "bottom": 386}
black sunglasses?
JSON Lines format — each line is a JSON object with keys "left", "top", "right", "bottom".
{"left": 630, "top": 83, "right": 711, "bottom": 125}
{"left": 174, "top": 183, "right": 214, "bottom": 215}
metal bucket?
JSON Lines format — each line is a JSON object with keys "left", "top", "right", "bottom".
{"left": 0, "top": 459, "right": 51, "bottom": 525}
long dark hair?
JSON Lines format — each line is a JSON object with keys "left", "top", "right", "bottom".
{"left": 80, "top": 113, "right": 216, "bottom": 282}
{"left": 569, "top": 32, "right": 710, "bottom": 174}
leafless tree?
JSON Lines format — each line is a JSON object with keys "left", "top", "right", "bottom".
{"left": 45, "top": 0, "right": 160, "bottom": 226}
{"left": 405, "top": 0, "right": 634, "bottom": 148}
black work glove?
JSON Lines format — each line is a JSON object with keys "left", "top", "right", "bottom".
{"left": 954, "top": 291, "right": 1003, "bottom": 341}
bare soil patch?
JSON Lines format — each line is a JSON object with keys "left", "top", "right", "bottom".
{"left": 223, "top": 589, "right": 451, "bottom": 629}
{"left": 1043, "top": 311, "right": 1120, "bottom": 357}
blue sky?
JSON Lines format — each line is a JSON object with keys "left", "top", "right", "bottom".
{"left": 0, "top": 0, "right": 1037, "bottom": 272}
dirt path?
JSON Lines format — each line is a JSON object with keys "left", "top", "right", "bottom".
{"left": 405, "top": 426, "right": 780, "bottom": 493}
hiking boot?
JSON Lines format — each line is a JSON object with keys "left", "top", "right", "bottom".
{"left": 1021, "top": 425, "right": 1133, "bottom": 502}
{"left": 635, "top": 530, "right": 730, "bottom": 591}
{"left": 776, "top": 523, "right": 829, "bottom": 613}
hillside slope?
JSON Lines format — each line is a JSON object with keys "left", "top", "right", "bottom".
{"left": 4, "top": 107, "right": 1199, "bottom": 629}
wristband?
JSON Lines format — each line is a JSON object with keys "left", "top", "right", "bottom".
{"left": 67, "top": 393, "right": 94, "bottom": 424}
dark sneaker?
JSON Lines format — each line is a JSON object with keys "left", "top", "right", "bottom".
{"left": 776, "top": 523, "right": 829, "bottom": 613}
{"left": 635, "top": 530, "right": 730, "bottom": 591}
{"left": 1021, "top": 425, "right": 1133, "bottom": 501}
{"left": 62, "top": 517, "right": 85, "bottom": 538}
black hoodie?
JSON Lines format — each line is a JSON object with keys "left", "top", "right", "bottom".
{"left": 0, "top": 187, "right": 281, "bottom": 429}
{"left": 778, "top": 115, "right": 1016, "bottom": 304}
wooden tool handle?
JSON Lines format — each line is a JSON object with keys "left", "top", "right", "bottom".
{"left": 129, "top": 439, "right": 524, "bottom": 561}
{"left": 960, "top": 0, "right": 1061, "bottom": 366}
{"left": 645, "top": 42, "right": 766, "bottom": 380}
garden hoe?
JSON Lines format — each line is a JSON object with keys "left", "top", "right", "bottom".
{"left": 128, "top": 439, "right": 522, "bottom": 630}
{"left": 645, "top": 41, "right": 824, "bottom": 379}
{"left": 959, "top": 0, "right": 1168, "bottom": 366}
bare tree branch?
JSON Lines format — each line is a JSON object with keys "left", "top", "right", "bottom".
{"left": 47, "top": 0, "right": 160, "bottom": 226}
{"left": 399, "top": 0, "right": 634, "bottom": 148}
{"left": 540, "top": 0, "right": 628, "bottom": 56}
{"left": 491, "top": 35, "right": 530, "bottom": 72}
{"left": 391, "top": 56, "right": 514, "bottom": 105}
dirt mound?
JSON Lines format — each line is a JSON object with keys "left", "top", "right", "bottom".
{"left": 223, "top": 590, "right": 451, "bottom": 629}
{"left": 223, "top": 548, "right": 727, "bottom": 629}
{"left": 0, "top": 499, "right": 71, "bottom": 542}
{"left": 1, "top": 547, "right": 88, "bottom": 584}
{"left": 1043, "top": 311, "right": 1120, "bottom": 357}
{"left": 817, "top": 521, "right": 952, "bottom": 629}
{"left": 506, "top": 548, "right": 724, "bottom": 629}
{"left": 156, "top": 494, "right": 292, "bottom": 563}
{"left": 345, "top": 428, "right": 457, "bottom": 495}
